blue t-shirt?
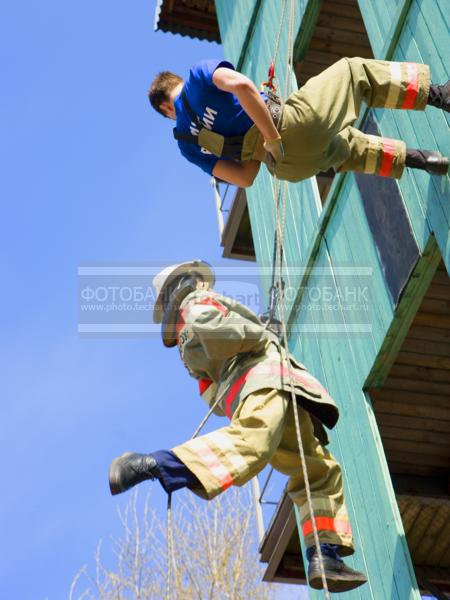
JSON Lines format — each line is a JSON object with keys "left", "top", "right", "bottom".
{"left": 174, "top": 59, "right": 256, "bottom": 175}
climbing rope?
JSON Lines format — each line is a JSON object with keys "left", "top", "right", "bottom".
{"left": 272, "top": 188, "right": 331, "bottom": 600}
{"left": 261, "top": 0, "right": 286, "bottom": 93}
{"left": 165, "top": 492, "right": 173, "bottom": 600}
{"left": 166, "top": 2, "right": 330, "bottom": 598}
{"left": 165, "top": 395, "right": 224, "bottom": 599}
{"left": 268, "top": 1, "right": 331, "bottom": 598}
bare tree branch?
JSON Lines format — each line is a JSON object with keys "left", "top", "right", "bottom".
{"left": 70, "top": 485, "right": 274, "bottom": 600}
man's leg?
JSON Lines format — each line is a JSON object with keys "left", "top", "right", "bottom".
{"left": 270, "top": 403, "right": 366, "bottom": 592}
{"left": 333, "top": 126, "right": 407, "bottom": 178}
{"left": 277, "top": 57, "right": 448, "bottom": 180}
{"left": 109, "top": 389, "right": 290, "bottom": 498}
{"left": 299, "top": 57, "right": 430, "bottom": 126}
{"left": 172, "top": 388, "right": 289, "bottom": 500}
{"left": 331, "top": 126, "right": 448, "bottom": 178}
{"left": 309, "top": 58, "right": 449, "bottom": 177}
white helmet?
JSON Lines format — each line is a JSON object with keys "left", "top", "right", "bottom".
{"left": 152, "top": 260, "right": 215, "bottom": 324}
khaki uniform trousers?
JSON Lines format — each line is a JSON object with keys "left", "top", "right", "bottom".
{"left": 173, "top": 389, "right": 354, "bottom": 554}
{"left": 267, "top": 57, "right": 430, "bottom": 182}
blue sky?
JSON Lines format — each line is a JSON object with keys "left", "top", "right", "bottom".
{"left": 0, "top": 2, "right": 304, "bottom": 598}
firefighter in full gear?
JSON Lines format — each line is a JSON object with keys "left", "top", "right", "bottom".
{"left": 148, "top": 57, "right": 449, "bottom": 187}
{"left": 109, "top": 260, "right": 368, "bottom": 593}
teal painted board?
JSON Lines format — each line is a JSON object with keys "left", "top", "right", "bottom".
{"left": 357, "top": 0, "right": 408, "bottom": 59}
{"left": 400, "top": 8, "right": 450, "bottom": 172}
{"left": 289, "top": 244, "right": 420, "bottom": 599}
{"left": 352, "top": 0, "right": 450, "bottom": 270}
{"left": 214, "top": 0, "right": 257, "bottom": 66}
{"left": 356, "top": 0, "right": 450, "bottom": 270}
{"left": 213, "top": 0, "right": 449, "bottom": 597}
{"left": 323, "top": 179, "right": 394, "bottom": 376}
{"left": 216, "top": 0, "right": 323, "bottom": 271}
{"left": 373, "top": 108, "right": 431, "bottom": 251}
{"left": 373, "top": 24, "right": 450, "bottom": 268}
{"left": 437, "top": 0, "right": 450, "bottom": 29}
{"left": 356, "top": 0, "right": 385, "bottom": 57}
{"left": 319, "top": 200, "right": 420, "bottom": 598}
{"left": 415, "top": 0, "right": 450, "bottom": 90}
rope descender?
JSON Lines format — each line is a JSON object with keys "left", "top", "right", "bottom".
{"left": 261, "top": 61, "right": 277, "bottom": 92}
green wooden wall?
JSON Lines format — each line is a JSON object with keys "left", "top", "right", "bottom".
{"left": 359, "top": 0, "right": 450, "bottom": 266}
{"left": 216, "top": 0, "right": 322, "bottom": 300}
{"left": 215, "top": 0, "right": 449, "bottom": 598}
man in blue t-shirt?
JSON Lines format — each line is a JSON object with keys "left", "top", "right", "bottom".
{"left": 148, "top": 59, "right": 449, "bottom": 185}
{"left": 148, "top": 59, "right": 279, "bottom": 187}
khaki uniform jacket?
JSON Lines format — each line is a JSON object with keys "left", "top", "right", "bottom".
{"left": 176, "top": 290, "right": 339, "bottom": 437}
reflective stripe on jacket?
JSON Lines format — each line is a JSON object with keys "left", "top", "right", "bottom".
{"left": 177, "top": 290, "right": 339, "bottom": 429}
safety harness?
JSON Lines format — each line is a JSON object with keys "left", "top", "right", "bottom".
{"left": 166, "top": 2, "right": 331, "bottom": 597}
{"left": 173, "top": 90, "right": 245, "bottom": 159}
{"left": 173, "top": 89, "right": 282, "bottom": 160}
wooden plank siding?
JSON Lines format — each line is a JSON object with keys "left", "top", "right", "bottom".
{"left": 214, "top": 0, "right": 449, "bottom": 598}
{"left": 398, "top": 495, "right": 450, "bottom": 573}
{"left": 295, "top": 0, "right": 374, "bottom": 87}
{"left": 370, "top": 262, "right": 450, "bottom": 480}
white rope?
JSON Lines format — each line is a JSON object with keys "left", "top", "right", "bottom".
{"left": 165, "top": 492, "right": 173, "bottom": 600}
{"left": 272, "top": 0, "right": 288, "bottom": 68}
{"left": 166, "top": 3, "right": 330, "bottom": 598}
{"left": 274, "top": 195, "right": 331, "bottom": 600}
{"left": 190, "top": 396, "right": 223, "bottom": 439}
{"left": 165, "top": 394, "right": 223, "bottom": 599}
{"left": 271, "top": 1, "right": 330, "bottom": 597}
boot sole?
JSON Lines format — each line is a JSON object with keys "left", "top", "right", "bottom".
{"left": 427, "top": 156, "right": 449, "bottom": 176}
{"left": 309, "top": 572, "right": 368, "bottom": 593}
{"left": 428, "top": 158, "right": 449, "bottom": 175}
{"left": 109, "top": 452, "right": 134, "bottom": 496}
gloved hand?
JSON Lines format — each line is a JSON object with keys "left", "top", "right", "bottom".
{"left": 263, "top": 136, "right": 284, "bottom": 170}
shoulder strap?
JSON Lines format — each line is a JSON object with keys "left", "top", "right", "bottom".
{"left": 173, "top": 88, "right": 203, "bottom": 145}
{"left": 181, "top": 89, "right": 203, "bottom": 129}
{"left": 172, "top": 88, "right": 246, "bottom": 159}
{"left": 173, "top": 129, "right": 199, "bottom": 144}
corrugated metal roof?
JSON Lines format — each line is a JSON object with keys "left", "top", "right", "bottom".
{"left": 154, "top": 0, "right": 220, "bottom": 43}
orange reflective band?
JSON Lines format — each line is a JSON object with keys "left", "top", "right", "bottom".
{"left": 224, "top": 364, "right": 327, "bottom": 418}
{"left": 378, "top": 138, "right": 396, "bottom": 177}
{"left": 181, "top": 296, "right": 228, "bottom": 326}
{"left": 197, "top": 296, "right": 229, "bottom": 315}
{"left": 198, "top": 378, "right": 213, "bottom": 396}
{"left": 302, "top": 516, "right": 352, "bottom": 538}
{"left": 192, "top": 439, "right": 233, "bottom": 491}
{"left": 402, "top": 62, "right": 419, "bottom": 109}
{"left": 225, "top": 372, "right": 249, "bottom": 418}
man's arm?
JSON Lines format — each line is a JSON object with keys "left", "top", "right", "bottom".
{"left": 183, "top": 293, "right": 267, "bottom": 360}
{"left": 212, "top": 159, "right": 261, "bottom": 187}
{"left": 211, "top": 67, "right": 283, "bottom": 184}
{"left": 212, "top": 67, "right": 279, "bottom": 141}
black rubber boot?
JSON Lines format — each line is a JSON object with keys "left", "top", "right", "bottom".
{"left": 427, "top": 81, "right": 450, "bottom": 113}
{"left": 308, "top": 554, "right": 368, "bottom": 593}
{"left": 109, "top": 452, "right": 161, "bottom": 495}
{"left": 405, "top": 149, "right": 449, "bottom": 176}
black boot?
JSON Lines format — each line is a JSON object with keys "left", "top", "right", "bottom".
{"left": 109, "top": 452, "right": 161, "bottom": 495}
{"left": 406, "top": 148, "right": 449, "bottom": 176}
{"left": 427, "top": 81, "right": 450, "bottom": 113}
{"left": 308, "top": 554, "right": 367, "bottom": 593}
